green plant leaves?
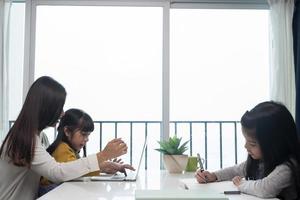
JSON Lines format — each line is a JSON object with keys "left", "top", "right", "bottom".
{"left": 155, "top": 135, "right": 189, "bottom": 155}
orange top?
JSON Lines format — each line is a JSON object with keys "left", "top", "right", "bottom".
{"left": 40, "top": 142, "right": 100, "bottom": 186}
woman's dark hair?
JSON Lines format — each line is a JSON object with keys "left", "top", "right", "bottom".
{"left": 241, "top": 101, "right": 300, "bottom": 197}
{"left": 0, "top": 76, "right": 66, "bottom": 167}
{"left": 47, "top": 108, "right": 94, "bottom": 157}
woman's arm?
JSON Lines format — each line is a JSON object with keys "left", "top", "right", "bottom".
{"left": 31, "top": 136, "right": 99, "bottom": 183}
{"left": 31, "top": 136, "right": 127, "bottom": 183}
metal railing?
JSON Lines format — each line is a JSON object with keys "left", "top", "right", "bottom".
{"left": 172, "top": 121, "right": 241, "bottom": 169}
{"left": 9, "top": 120, "right": 242, "bottom": 170}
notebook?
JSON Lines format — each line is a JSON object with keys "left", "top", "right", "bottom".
{"left": 90, "top": 137, "right": 147, "bottom": 181}
{"left": 135, "top": 189, "right": 229, "bottom": 200}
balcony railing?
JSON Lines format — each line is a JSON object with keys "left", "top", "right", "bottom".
{"left": 9, "top": 120, "right": 245, "bottom": 171}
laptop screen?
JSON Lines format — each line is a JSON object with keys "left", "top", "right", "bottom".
{"left": 85, "top": 136, "right": 147, "bottom": 182}
{"left": 125, "top": 136, "right": 147, "bottom": 179}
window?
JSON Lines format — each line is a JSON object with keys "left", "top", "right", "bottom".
{"left": 18, "top": 1, "right": 270, "bottom": 170}
{"left": 170, "top": 9, "right": 269, "bottom": 170}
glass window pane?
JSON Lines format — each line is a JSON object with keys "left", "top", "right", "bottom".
{"left": 35, "top": 6, "right": 162, "bottom": 121}
{"left": 170, "top": 9, "right": 269, "bottom": 170}
{"left": 34, "top": 6, "right": 162, "bottom": 170}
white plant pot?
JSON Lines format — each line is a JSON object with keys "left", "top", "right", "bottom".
{"left": 163, "top": 154, "right": 188, "bottom": 173}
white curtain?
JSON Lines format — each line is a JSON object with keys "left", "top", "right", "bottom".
{"left": 268, "top": 0, "right": 295, "bottom": 118}
{"left": 0, "top": 0, "right": 11, "bottom": 142}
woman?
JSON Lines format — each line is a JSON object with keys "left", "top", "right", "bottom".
{"left": 0, "top": 76, "right": 132, "bottom": 200}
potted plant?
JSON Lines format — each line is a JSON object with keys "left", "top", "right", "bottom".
{"left": 155, "top": 136, "right": 189, "bottom": 173}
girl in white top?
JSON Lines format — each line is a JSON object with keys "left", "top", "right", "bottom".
{"left": 195, "top": 101, "right": 300, "bottom": 200}
{"left": 0, "top": 76, "right": 133, "bottom": 200}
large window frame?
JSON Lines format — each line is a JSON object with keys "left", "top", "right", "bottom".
{"left": 23, "top": 0, "right": 269, "bottom": 142}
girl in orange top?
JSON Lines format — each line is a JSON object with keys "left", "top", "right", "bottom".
{"left": 39, "top": 108, "right": 133, "bottom": 196}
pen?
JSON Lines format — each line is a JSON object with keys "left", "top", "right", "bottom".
{"left": 123, "top": 169, "right": 127, "bottom": 177}
{"left": 224, "top": 190, "right": 241, "bottom": 195}
{"left": 197, "top": 153, "right": 204, "bottom": 172}
{"left": 197, "top": 153, "right": 207, "bottom": 183}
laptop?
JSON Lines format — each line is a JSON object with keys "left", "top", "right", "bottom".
{"left": 89, "top": 137, "right": 147, "bottom": 182}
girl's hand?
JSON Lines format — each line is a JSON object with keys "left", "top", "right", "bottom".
{"left": 195, "top": 169, "right": 217, "bottom": 183}
{"left": 232, "top": 176, "right": 243, "bottom": 186}
{"left": 100, "top": 161, "right": 135, "bottom": 174}
{"left": 98, "top": 138, "right": 128, "bottom": 163}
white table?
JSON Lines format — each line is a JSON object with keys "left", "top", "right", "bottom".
{"left": 38, "top": 170, "right": 278, "bottom": 200}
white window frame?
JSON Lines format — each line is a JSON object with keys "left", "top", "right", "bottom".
{"left": 0, "top": 0, "right": 4, "bottom": 141}
{"left": 23, "top": 0, "right": 269, "bottom": 141}
{"left": 171, "top": 0, "right": 268, "bottom": 9}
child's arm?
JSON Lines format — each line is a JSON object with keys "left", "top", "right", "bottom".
{"left": 195, "top": 170, "right": 217, "bottom": 183}
{"left": 213, "top": 161, "right": 246, "bottom": 181}
{"left": 237, "top": 163, "right": 292, "bottom": 198}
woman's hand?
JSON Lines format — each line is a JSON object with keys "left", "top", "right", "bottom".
{"left": 195, "top": 169, "right": 217, "bottom": 183}
{"left": 97, "top": 138, "right": 128, "bottom": 164}
{"left": 112, "top": 158, "right": 123, "bottom": 164}
{"left": 232, "top": 176, "right": 243, "bottom": 186}
{"left": 100, "top": 161, "right": 135, "bottom": 174}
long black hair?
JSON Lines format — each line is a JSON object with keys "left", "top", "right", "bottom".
{"left": 0, "top": 76, "right": 66, "bottom": 167}
{"left": 47, "top": 108, "right": 94, "bottom": 157}
{"left": 241, "top": 101, "right": 300, "bottom": 197}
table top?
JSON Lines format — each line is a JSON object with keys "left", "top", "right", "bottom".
{"left": 37, "top": 170, "right": 278, "bottom": 200}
